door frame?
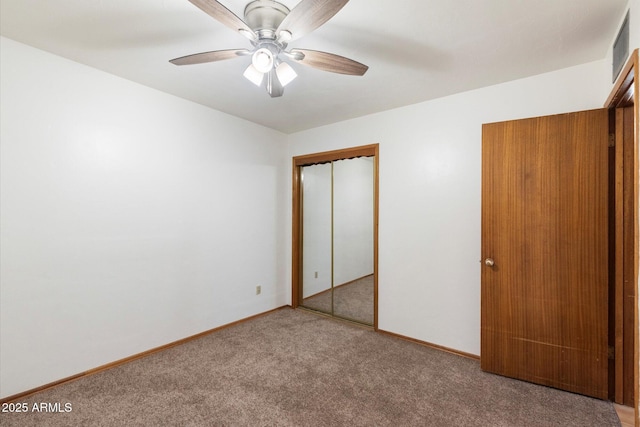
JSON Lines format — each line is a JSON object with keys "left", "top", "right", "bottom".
{"left": 605, "top": 48, "right": 639, "bottom": 421}
{"left": 291, "top": 144, "right": 379, "bottom": 329}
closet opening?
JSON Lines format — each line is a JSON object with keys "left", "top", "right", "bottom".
{"left": 291, "top": 144, "right": 379, "bottom": 328}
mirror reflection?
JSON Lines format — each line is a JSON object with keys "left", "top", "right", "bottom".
{"left": 301, "top": 157, "right": 374, "bottom": 325}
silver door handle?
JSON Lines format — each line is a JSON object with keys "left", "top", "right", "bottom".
{"left": 484, "top": 258, "right": 495, "bottom": 267}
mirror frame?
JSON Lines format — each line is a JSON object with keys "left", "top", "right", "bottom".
{"left": 292, "top": 144, "right": 379, "bottom": 329}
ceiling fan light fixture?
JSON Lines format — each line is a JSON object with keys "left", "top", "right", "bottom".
{"left": 251, "top": 48, "right": 274, "bottom": 73}
{"left": 171, "top": 0, "right": 369, "bottom": 98}
{"left": 276, "top": 61, "right": 297, "bottom": 87}
{"left": 243, "top": 64, "right": 264, "bottom": 86}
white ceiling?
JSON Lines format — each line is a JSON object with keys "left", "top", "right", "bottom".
{"left": 0, "top": 0, "right": 629, "bottom": 133}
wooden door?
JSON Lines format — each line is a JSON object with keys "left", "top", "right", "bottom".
{"left": 481, "top": 109, "right": 610, "bottom": 399}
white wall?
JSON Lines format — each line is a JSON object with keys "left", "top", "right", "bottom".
{"left": 287, "top": 59, "right": 609, "bottom": 356}
{"left": 0, "top": 37, "right": 288, "bottom": 399}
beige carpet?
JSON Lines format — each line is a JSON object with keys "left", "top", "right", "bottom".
{"left": 1, "top": 308, "right": 620, "bottom": 426}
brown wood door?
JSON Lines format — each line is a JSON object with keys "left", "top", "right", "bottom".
{"left": 481, "top": 109, "right": 610, "bottom": 399}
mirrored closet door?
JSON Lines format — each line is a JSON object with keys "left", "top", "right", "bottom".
{"left": 293, "top": 145, "right": 378, "bottom": 327}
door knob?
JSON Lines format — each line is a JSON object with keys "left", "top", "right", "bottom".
{"left": 484, "top": 258, "right": 495, "bottom": 267}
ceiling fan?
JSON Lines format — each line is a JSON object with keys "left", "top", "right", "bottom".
{"left": 170, "top": 0, "right": 369, "bottom": 97}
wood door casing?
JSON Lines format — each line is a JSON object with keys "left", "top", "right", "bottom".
{"left": 615, "top": 106, "right": 637, "bottom": 406}
{"left": 621, "top": 106, "right": 636, "bottom": 405}
{"left": 481, "top": 109, "right": 610, "bottom": 399}
{"left": 606, "top": 48, "right": 638, "bottom": 419}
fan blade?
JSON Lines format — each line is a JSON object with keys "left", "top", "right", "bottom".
{"left": 265, "top": 69, "right": 284, "bottom": 98}
{"left": 170, "top": 49, "right": 250, "bottom": 65}
{"left": 188, "top": 0, "right": 256, "bottom": 39}
{"left": 277, "top": 0, "right": 349, "bottom": 41}
{"left": 290, "top": 49, "right": 368, "bottom": 76}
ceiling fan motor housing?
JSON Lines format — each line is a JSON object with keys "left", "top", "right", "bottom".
{"left": 244, "top": 0, "right": 290, "bottom": 37}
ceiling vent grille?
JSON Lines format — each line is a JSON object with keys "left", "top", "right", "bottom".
{"left": 612, "top": 11, "right": 630, "bottom": 83}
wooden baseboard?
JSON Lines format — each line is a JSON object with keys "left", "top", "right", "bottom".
{"left": 614, "top": 403, "right": 635, "bottom": 427}
{"left": 0, "top": 306, "right": 289, "bottom": 404}
{"left": 377, "top": 329, "right": 480, "bottom": 361}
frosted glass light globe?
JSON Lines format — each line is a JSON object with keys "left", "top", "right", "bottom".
{"left": 252, "top": 48, "right": 274, "bottom": 73}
